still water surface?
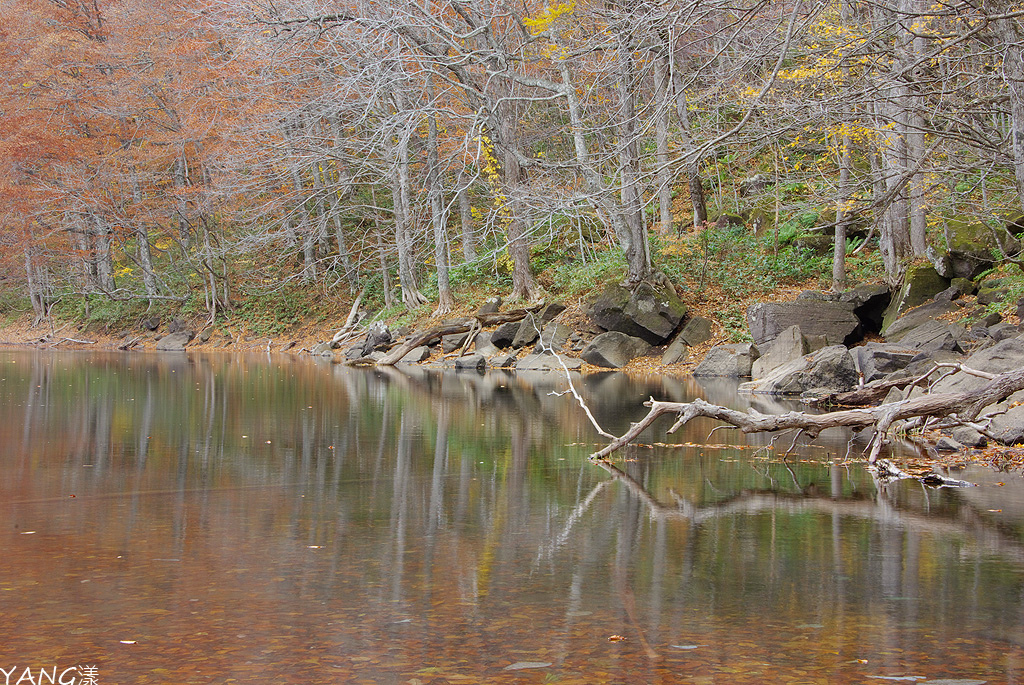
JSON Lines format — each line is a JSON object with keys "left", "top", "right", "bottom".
{"left": 1, "top": 351, "right": 1023, "bottom": 684}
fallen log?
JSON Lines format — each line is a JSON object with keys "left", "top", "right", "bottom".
{"left": 375, "top": 308, "right": 535, "bottom": 366}
{"left": 591, "top": 366, "right": 1024, "bottom": 463}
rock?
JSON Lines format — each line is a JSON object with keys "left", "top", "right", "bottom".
{"left": 741, "top": 345, "right": 858, "bottom": 395}
{"left": 141, "top": 316, "right": 160, "bottom": 331}
{"left": 838, "top": 283, "right": 891, "bottom": 333}
{"left": 936, "top": 278, "right": 976, "bottom": 301}
{"left": 988, "top": 322, "right": 1019, "bottom": 341}
{"left": 155, "top": 331, "right": 194, "bottom": 351}
{"left": 588, "top": 282, "right": 687, "bottom": 345}
{"left": 805, "top": 333, "right": 828, "bottom": 351}
{"left": 991, "top": 404, "right": 1024, "bottom": 445}
{"left": 896, "top": 319, "right": 966, "bottom": 353}
{"left": 977, "top": 286, "right": 1009, "bottom": 306}
{"left": 197, "top": 328, "right": 213, "bottom": 343}
{"left": 931, "top": 338, "right": 1024, "bottom": 394}
{"left": 454, "top": 354, "right": 487, "bottom": 371}
{"left": 361, "top": 321, "right": 392, "bottom": 356}
{"left": 490, "top": 321, "right": 520, "bottom": 349}
{"left": 974, "top": 311, "right": 1003, "bottom": 328}
{"left": 493, "top": 351, "right": 518, "bottom": 368}
{"left": 509, "top": 305, "right": 565, "bottom": 350}
{"left": 477, "top": 296, "right": 502, "bottom": 315}
{"left": 934, "top": 436, "right": 963, "bottom": 452}
{"left": 441, "top": 332, "right": 469, "bottom": 353}
{"left": 882, "top": 299, "right": 962, "bottom": 340}
{"left": 849, "top": 342, "right": 918, "bottom": 382}
{"left": 581, "top": 332, "right": 652, "bottom": 369}
{"left": 661, "top": 337, "right": 690, "bottom": 365}
{"left": 747, "top": 300, "right": 860, "bottom": 347}
{"left": 399, "top": 346, "right": 431, "bottom": 363}
{"left": 533, "top": 322, "right": 571, "bottom": 353}
{"left": 511, "top": 317, "right": 541, "bottom": 349}
{"left": 751, "top": 325, "right": 809, "bottom": 379}
{"left": 474, "top": 331, "right": 499, "bottom": 357}
{"left": 928, "top": 216, "right": 1004, "bottom": 279}
{"left": 677, "top": 315, "right": 714, "bottom": 346}
{"left": 951, "top": 426, "right": 987, "bottom": 448}
{"left": 167, "top": 318, "right": 188, "bottom": 334}
{"left": 536, "top": 302, "right": 567, "bottom": 325}
{"left": 692, "top": 343, "right": 759, "bottom": 377}
{"left": 881, "top": 264, "right": 951, "bottom": 332}
{"left": 715, "top": 213, "right": 746, "bottom": 229}
{"left": 516, "top": 353, "right": 583, "bottom": 371}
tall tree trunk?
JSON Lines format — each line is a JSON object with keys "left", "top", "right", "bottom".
{"left": 992, "top": 16, "right": 1024, "bottom": 211}
{"left": 494, "top": 103, "right": 537, "bottom": 301}
{"left": 426, "top": 84, "right": 454, "bottom": 316}
{"left": 833, "top": 132, "right": 852, "bottom": 291}
{"left": 392, "top": 123, "right": 428, "bottom": 308}
{"left": 457, "top": 172, "right": 477, "bottom": 262}
{"left": 615, "top": 40, "right": 651, "bottom": 287}
{"left": 90, "top": 214, "right": 115, "bottom": 292}
{"left": 876, "top": 90, "right": 913, "bottom": 285}
{"left": 24, "top": 249, "right": 45, "bottom": 324}
{"left": 670, "top": 63, "right": 707, "bottom": 227}
{"left": 375, "top": 219, "right": 395, "bottom": 309}
{"left": 173, "top": 156, "right": 191, "bottom": 247}
{"left": 905, "top": 0, "right": 928, "bottom": 256}
{"left": 654, "top": 57, "right": 673, "bottom": 235}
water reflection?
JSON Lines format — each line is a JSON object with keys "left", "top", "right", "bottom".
{"left": 0, "top": 351, "right": 1022, "bottom": 684}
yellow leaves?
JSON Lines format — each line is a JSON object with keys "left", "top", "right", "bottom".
{"left": 522, "top": 0, "right": 576, "bottom": 35}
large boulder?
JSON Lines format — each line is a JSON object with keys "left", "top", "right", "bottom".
{"left": 516, "top": 353, "right": 583, "bottom": 371}
{"left": 932, "top": 338, "right": 1024, "bottom": 394}
{"left": 895, "top": 319, "right": 967, "bottom": 353}
{"left": 155, "top": 330, "right": 194, "bottom": 351}
{"left": 881, "top": 264, "right": 951, "bottom": 332}
{"left": 511, "top": 303, "right": 568, "bottom": 349}
{"left": 747, "top": 300, "right": 860, "bottom": 347}
{"left": 741, "top": 345, "right": 858, "bottom": 395}
{"left": 490, "top": 321, "right": 520, "bottom": 349}
{"left": 661, "top": 337, "right": 690, "bottom": 365}
{"left": 692, "top": 343, "right": 759, "bottom": 377}
{"left": 533, "top": 322, "right": 572, "bottom": 353}
{"left": 677, "top": 315, "right": 714, "bottom": 346}
{"left": 849, "top": 342, "right": 918, "bottom": 383}
{"left": 927, "top": 216, "right": 1006, "bottom": 280}
{"left": 751, "top": 325, "right": 809, "bottom": 379}
{"left": 882, "top": 299, "right": 962, "bottom": 341}
{"left": 581, "top": 332, "right": 651, "bottom": 369}
{"left": 454, "top": 354, "right": 487, "bottom": 371}
{"left": 588, "top": 282, "right": 687, "bottom": 345}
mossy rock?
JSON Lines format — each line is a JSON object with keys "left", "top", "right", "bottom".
{"left": 881, "top": 264, "right": 950, "bottom": 333}
{"left": 931, "top": 216, "right": 1002, "bottom": 279}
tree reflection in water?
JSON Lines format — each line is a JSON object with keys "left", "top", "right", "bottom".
{"left": 0, "top": 350, "right": 1020, "bottom": 683}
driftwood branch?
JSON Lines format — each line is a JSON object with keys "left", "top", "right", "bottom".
{"left": 591, "top": 367, "right": 1024, "bottom": 463}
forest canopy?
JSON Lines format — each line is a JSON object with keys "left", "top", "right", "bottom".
{"left": 3, "top": 0, "right": 1024, "bottom": 327}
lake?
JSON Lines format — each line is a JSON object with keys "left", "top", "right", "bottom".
{"left": 0, "top": 350, "right": 1022, "bottom": 684}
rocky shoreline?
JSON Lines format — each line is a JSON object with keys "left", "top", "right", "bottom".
{"left": 5, "top": 257, "right": 1024, "bottom": 453}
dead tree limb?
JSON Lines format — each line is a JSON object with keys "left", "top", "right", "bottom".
{"left": 330, "top": 287, "right": 366, "bottom": 345}
{"left": 820, "top": 362, "right": 1000, "bottom": 407}
{"left": 590, "top": 367, "right": 1024, "bottom": 463}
